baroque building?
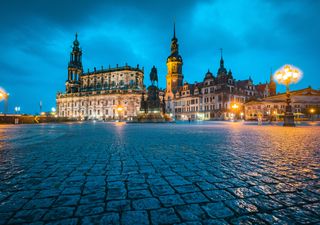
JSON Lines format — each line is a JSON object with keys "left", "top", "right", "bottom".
{"left": 164, "top": 26, "right": 276, "bottom": 120}
{"left": 56, "top": 34, "right": 145, "bottom": 120}
{"left": 244, "top": 87, "right": 320, "bottom": 121}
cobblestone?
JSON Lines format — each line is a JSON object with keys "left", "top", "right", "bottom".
{"left": 0, "top": 122, "right": 319, "bottom": 224}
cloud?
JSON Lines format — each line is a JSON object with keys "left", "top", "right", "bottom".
{"left": 0, "top": 0, "right": 319, "bottom": 113}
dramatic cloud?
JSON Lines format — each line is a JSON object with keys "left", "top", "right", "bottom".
{"left": 0, "top": 0, "right": 319, "bottom": 113}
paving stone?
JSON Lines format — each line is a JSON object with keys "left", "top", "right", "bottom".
{"left": 0, "top": 122, "right": 319, "bottom": 224}
{"left": 201, "top": 202, "right": 234, "bottom": 219}
{"left": 224, "top": 199, "right": 258, "bottom": 214}
{"left": 62, "top": 187, "right": 82, "bottom": 195}
{"left": 256, "top": 213, "right": 291, "bottom": 225}
{"left": 53, "top": 195, "right": 80, "bottom": 206}
{"left": 128, "top": 189, "right": 152, "bottom": 199}
{"left": 8, "top": 209, "right": 47, "bottom": 224}
{"left": 0, "top": 198, "right": 28, "bottom": 212}
{"left": 45, "top": 218, "right": 78, "bottom": 225}
{"left": 106, "top": 200, "right": 131, "bottom": 211}
{"left": 80, "top": 192, "right": 106, "bottom": 204}
{"left": 228, "top": 187, "right": 259, "bottom": 198}
{"left": 159, "top": 194, "right": 185, "bottom": 207}
{"left": 269, "top": 193, "right": 307, "bottom": 206}
{"left": 35, "top": 189, "right": 61, "bottom": 199}
{"left": 196, "top": 181, "right": 217, "bottom": 191}
{"left": 150, "top": 185, "right": 175, "bottom": 196}
{"left": 202, "top": 219, "right": 229, "bottom": 225}
{"left": 107, "top": 188, "right": 127, "bottom": 200}
{"left": 75, "top": 203, "right": 104, "bottom": 216}
{"left": 302, "top": 202, "right": 320, "bottom": 215}
{"left": 174, "top": 184, "right": 200, "bottom": 193}
{"left": 43, "top": 207, "right": 75, "bottom": 221}
{"left": 181, "top": 192, "right": 209, "bottom": 204}
{"left": 203, "top": 190, "right": 235, "bottom": 201}
{"left": 132, "top": 197, "right": 160, "bottom": 210}
{"left": 121, "top": 210, "right": 149, "bottom": 225}
{"left": 0, "top": 213, "right": 13, "bottom": 225}
{"left": 127, "top": 182, "right": 148, "bottom": 190}
{"left": 175, "top": 204, "right": 207, "bottom": 221}
{"left": 150, "top": 208, "right": 180, "bottom": 224}
{"left": 23, "top": 198, "right": 55, "bottom": 209}
{"left": 230, "top": 215, "right": 267, "bottom": 225}
{"left": 247, "top": 196, "right": 284, "bottom": 211}
{"left": 82, "top": 212, "right": 120, "bottom": 225}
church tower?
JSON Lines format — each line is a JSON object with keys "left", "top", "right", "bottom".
{"left": 166, "top": 23, "right": 183, "bottom": 96}
{"left": 66, "top": 33, "right": 83, "bottom": 93}
{"left": 269, "top": 70, "right": 276, "bottom": 96}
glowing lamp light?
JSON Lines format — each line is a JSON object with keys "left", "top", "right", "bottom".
{"left": 51, "top": 107, "right": 56, "bottom": 112}
{"left": 273, "top": 64, "right": 302, "bottom": 85}
{"left": 117, "top": 106, "right": 123, "bottom": 112}
{"left": 231, "top": 103, "right": 239, "bottom": 109}
{"left": 274, "top": 64, "right": 302, "bottom": 127}
{"left": 310, "top": 108, "right": 315, "bottom": 113}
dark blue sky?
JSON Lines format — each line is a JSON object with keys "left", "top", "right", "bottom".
{"left": 1, "top": 0, "right": 319, "bottom": 114}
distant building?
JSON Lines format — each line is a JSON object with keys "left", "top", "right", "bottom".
{"left": 244, "top": 87, "right": 320, "bottom": 120}
{"left": 56, "top": 34, "right": 145, "bottom": 120}
{"left": 164, "top": 25, "right": 276, "bottom": 120}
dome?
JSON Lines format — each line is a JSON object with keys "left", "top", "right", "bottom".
{"left": 204, "top": 69, "right": 214, "bottom": 80}
{"left": 73, "top": 39, "right": 79, "bottom": 46}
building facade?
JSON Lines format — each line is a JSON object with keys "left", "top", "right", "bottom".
{"left": 164, "top": 27, "right": 276, "bottom": 120}
{"left": 244, "top": 87, "right": 320, "bottom": 120}
{"left": 56, "top": 35, "right": 145, "bottom": 120}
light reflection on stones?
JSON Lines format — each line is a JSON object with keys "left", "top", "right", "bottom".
{"left": 0, "top": 122, "right": 319, "bottom": 224}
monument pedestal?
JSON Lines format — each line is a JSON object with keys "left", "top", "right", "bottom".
{"left": 283, "top": 112, "right": 295, "bottom": 127}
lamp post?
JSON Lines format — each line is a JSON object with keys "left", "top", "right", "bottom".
{"left": 0, "top": 90, "right": 9, "bottom": 116}
{"left": 274, "top": 65, "right": 302, "bottom": 127}
{"left": 310, "top": 108, "right": 315, "bottom": 121}
{"left": 231, "top": 103, "right": 239, "bottom": 121}
{"left": 14, "top": 106, "right": 21, "bottom": 114}
{"left": 117, "top": 105, "right": 123, "bottom": 121}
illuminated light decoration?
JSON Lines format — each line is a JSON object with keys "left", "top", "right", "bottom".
{"left": 0, "top": 89, "right": 9, "bottom": 115}
{"left": 14, "top": 106, "right": 21, "bottom": 114}
{"left": 273, "top": 64, "right": 302, "bottom": 126}
{"left": 231, "top": 103, "right": 239, "bottom": 109}
{"left": 231, "top": 103, "right": 239, "bottom": 121}
{"left": 273, "top": 64, "right": 302, "bottom": 85}
{"left": 51, "top": 107, "right": 56, "bottom": 112}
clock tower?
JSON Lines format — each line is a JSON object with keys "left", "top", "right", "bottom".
{"left": 166, "top": 23, "right": 183, "bottom": 98}
{"left": 66, "top": 33, "right": 83, "bottom": 93}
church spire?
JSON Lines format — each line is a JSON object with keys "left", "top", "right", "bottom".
{"left": 170, "top": 22, "right": 179, "bottom": 54}
{"left": 220, "top": 48, "right": 224, "bottom": 67}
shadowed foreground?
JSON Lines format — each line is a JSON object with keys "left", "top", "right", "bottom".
{"left": 0, "top": 122, "right": 319, "bottom": 224}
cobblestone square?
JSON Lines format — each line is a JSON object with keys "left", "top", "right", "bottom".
{"left": 0, "top": 122, "right": 319, "bottom": 224}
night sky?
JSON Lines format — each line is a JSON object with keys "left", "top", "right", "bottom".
{"left": 1, "top": 0, "right": 319, "bottom": 114}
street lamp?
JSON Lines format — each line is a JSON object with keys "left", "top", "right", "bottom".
{"left": 231, "top": 103, "right": 239, "bottom": 120}
{"left": 274, "top": 64, "right": 302, "bottom": 126}
{"left": 14, "top": 106, "right": 21, "bottom": 114}
{"left": 0, "top": 89, "right": 9, "bottom": 116}
{"left": 310, "top": 108, "right": 315, "bottom": 121}
{"left": 117, "top": 105, "right": 123, "bottom": 121}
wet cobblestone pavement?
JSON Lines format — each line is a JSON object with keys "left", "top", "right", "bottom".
{"left": 0, "top": 122, "right": 319, "bottom": 224}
